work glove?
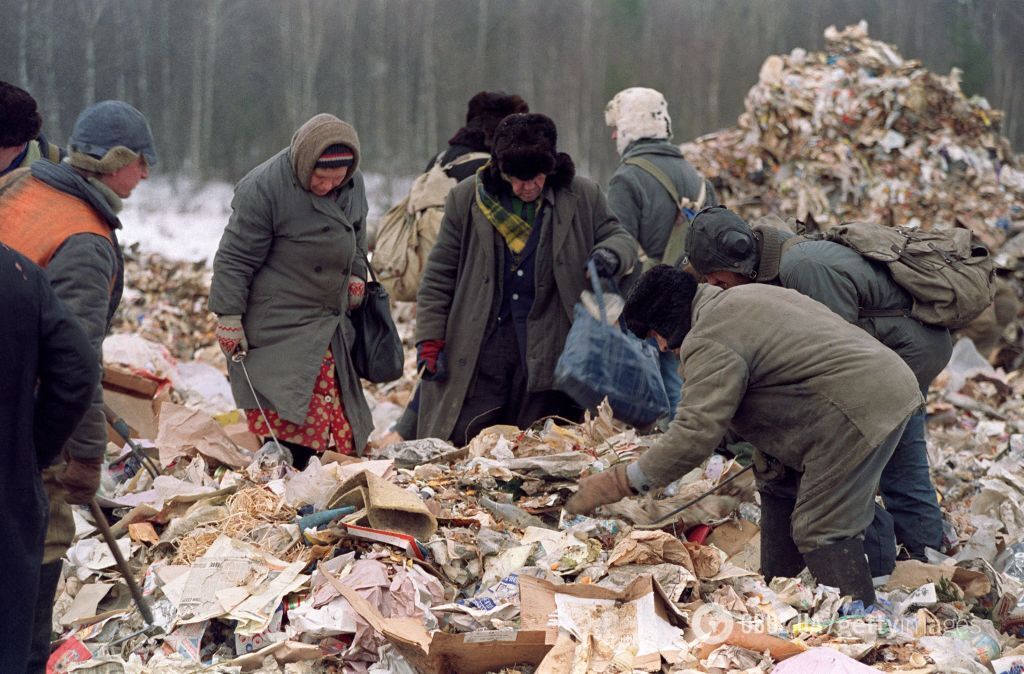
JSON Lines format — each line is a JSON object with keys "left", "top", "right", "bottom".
{"left": 586, "top": 248, "right": 620, "bottom": 279}
{"left": 216, "top": 314, "right": 247, "bottom": 357}
{"left": 416, "top": 339, "right": 448, "bottom": 382}
{"left": 751, "top": 448, "right": 786, "bottom": 483}
{"left": 565, "top": 462, "right": 635, "bottom": 514}
{"left": 346, "top": 277, "right": 366, "bottom": 311}
{"left": 60, "top": 455, "right": 103, "bottom": 505}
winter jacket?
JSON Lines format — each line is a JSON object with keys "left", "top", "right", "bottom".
{"left": 209, "top": 114, "right": 374, "bottom": 452}
{"left": 607, "top": 139, "right": 717, "bottom": 264}
{"left": 638, "top": 284, "right": 922, "bottom": 490}
{"left": 0, "top": 135, "right": 62, "bottom": 178}
{"left": 415, "top": 156, "right": 638, "bottom": 441}
{"left": 0, "top": 245, "right": 96, "bottom": 671}
{"left": 0, "top": 160, "right": 124, "bottom": 461}
{"left": 752, "top": 223, "right": 953, "bottom": 391}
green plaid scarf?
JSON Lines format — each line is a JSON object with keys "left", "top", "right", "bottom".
{"left": 475, "top": 165, "right": 533, "bottom": 255}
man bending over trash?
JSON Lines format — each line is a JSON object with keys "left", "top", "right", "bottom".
{"left": 565, "top": 265, "right": 921, "bottom": 605}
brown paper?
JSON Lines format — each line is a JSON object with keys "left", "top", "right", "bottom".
{"left": 328, "top": 469, "right": 437, "bottom": 540}
{"left": 882, "top": 560, "right": 992, "bottom": 599}
{"left": 156, "top": 402, "right": 250, "bottom": 468}
{"left": 128, "top": 522, "right": 160, "bottom": 545}
{"left": 707, "top": 520, "right": 760, "bottom": 557}
{"left": 694, "top": 624, "right": 807, "bottom": 662}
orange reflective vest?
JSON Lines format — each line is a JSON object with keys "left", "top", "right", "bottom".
{"left": 0, "top": 168, "right": 114, "bottom": 268}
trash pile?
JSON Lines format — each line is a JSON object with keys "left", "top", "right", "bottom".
{"left": 48, "top": 21, "right": 1024, "bottom": 674}
{"left": 42, "top": 327, "right": 1024, "bottom": 673}
{"left": 681, "top": 22, "right": 1024, "bottom": 251}
{"left": 113, "top": 244, "right": 219, "bottom": 362}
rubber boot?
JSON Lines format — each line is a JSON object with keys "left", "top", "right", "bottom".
{"left": 803, "top": 538, "right": 877, "bottom": 606}
{"left": 758, "top": 488, "right": 806, "bottom": 581}
{"left": 27, "top": 560, "right": 63, "bottom": 673}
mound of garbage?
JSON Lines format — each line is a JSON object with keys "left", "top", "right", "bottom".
{"left": 682, "top": 22, "right": 1024, "bottom": 252}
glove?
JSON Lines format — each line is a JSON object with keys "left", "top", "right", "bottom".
{"left": 347, "top": 277, "right": 366, "bottom": 311}
{"left": 216, "top": 314, "right": 247, "bottom": 357}
{"left": 751, "top": 448, "right": 786, "bottom": 483}
{"left": 60, "top": 455, "right": 103, "bottom": 505}
{"left": 416, "top": 339, "right": 448, "bottom": 382}
{"left": 587, "top": 248, "right": 620, "bottom": 278}
{"left": 565, "top": 462, "right": 635, "bottom": 514}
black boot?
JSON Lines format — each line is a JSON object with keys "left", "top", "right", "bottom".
{"left": 27, "top": 560, "right": 63, "bottom": 673}
{"left": 757, "top": 485, "right": 805, "bottom": 581}
{"left": 804, "top": 538, "right": 877, "bottom": 606}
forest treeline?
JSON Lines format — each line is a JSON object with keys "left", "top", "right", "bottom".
{"left": 2, "top": 0, "right": 1020, "bottom": 184}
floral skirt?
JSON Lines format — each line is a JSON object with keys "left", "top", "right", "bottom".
{"left": 246, "top": 349, "right": 354, "bottom": 454}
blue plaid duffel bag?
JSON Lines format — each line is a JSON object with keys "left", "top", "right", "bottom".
{"left": 554, "top": 261, "right": 670, "bottom": 427}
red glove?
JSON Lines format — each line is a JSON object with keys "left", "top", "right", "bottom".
{"left": 416, "top": 339, "right": 447, "bottom": 382}
{"left": 347, "top": 277, "right": 366, "bottom": 311}
{"left": 216, "top": 314, "right": 247, "bottom": 357}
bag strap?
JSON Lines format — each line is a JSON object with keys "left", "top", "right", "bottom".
{"left": 586, "top": 259, "right": 608, "bottom": 325}
{"left": 443, "top": 151, "right": 490, "bottom": 172}
{"left": 624, "top": 157, "right": 679, "bottom": 204}
{"left": 360, "top": 250, "right": 379, "bottom": 283}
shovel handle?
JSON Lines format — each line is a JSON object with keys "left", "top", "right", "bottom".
{"left": 90, "top": 499, "right": 155, "bottom": 626}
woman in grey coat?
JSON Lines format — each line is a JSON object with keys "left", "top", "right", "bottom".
{"left": 209, "top": 114, "right": 373, "bottom": 465}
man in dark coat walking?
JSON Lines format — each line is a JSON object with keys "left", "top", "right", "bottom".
{"left": 387, "top": 91, "right": 530, "bottom": 442}
{"left": 415, "top": 113, "right": 638, "bottom": 445}
{"left": 0, "top": 245, "right": 97, "bottom": 672}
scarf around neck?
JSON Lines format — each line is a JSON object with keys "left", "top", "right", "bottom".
{"left": 474, "top": 164, "right": 533, "bottom": 255}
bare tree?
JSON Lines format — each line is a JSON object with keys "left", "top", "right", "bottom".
{"left": 78, "top": 0, "right": 110, "bottom": 107}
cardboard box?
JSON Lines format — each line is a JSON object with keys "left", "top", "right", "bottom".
{"left": 102, "top": 364, "right": 172, "bottom": 440}
{"left": 321, "top": 568, "right": 552, "bottom": 673}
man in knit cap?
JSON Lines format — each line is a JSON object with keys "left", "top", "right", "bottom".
{"left": 604, "top": 87, "right": 718, "bottom": 413}
{"left": 414, "top": 113, "right": 637, "bottom": 445}
{"left": 0, "top": 99, "right": 157, "bottom": 671}
{"left": 683, "top": 206, "right": 951, "bottom": 565}
{"left": 210, "top": 114, "right": 374, "bottom": 467}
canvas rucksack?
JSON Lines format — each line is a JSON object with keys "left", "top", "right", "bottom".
{"left": 622, "top": 156, "right": 710, "bottom": 270}
{"left": 790, "top": 221, "right": 996, "bottom": 329}
{"left": 374, "top": 151, "right": 489, "bottom": 302}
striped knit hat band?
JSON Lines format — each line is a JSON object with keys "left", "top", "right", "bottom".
{"left": 315, "top": 144, "right": 355, "bottom": 169}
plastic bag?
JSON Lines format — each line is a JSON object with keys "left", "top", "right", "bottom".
{"left": 555, "top": 261, "right": 669, "bottom": 427}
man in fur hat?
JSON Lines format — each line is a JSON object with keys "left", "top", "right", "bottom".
{"left": 604, "top": 87, "right": 718, "bottom": 412}
{"left": 385, "top": 91, "right": 530, "bottom": 443}
{"left": 0, "top": 99, "right": 157, "bottom": 671}
{"left": 684, "top": 206, "right": 950, "bottom": 562}
{"left": 568, "top": 265, "right": 921, "bottom": 605}
{"left": 0, "top": 81, "right": 63, "bottom": 177}
{"left": 414, "top": 113, "right": 637, "bottom": 445}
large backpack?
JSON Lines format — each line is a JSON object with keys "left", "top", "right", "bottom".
{"left": 374, "top": 151, "right": 489, "bottom": 301}
{"left": 622, "top": 156, "right": 710, "bottom": 269}
{"left": 805, "top": 221, "right": 996, "bottom": 329}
